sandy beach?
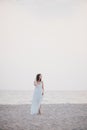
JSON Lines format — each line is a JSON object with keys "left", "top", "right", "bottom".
{"left": 0, "top": 104, "right": 87, "bottom": 130}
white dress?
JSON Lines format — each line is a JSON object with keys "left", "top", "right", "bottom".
{"left": 31, "top": 82, "right": 43, "bottom": 115}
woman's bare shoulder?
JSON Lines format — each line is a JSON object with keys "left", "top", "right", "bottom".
{"left": 34, "top": 80, "right": 36, "bottom": 83}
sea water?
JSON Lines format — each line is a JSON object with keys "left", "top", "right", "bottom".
{"left": 0, "top": 90, "right": 87, "bottom": 104}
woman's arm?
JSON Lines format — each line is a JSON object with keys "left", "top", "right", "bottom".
{"left": 34, "top": 81, "right": 37, "bottom": 86}
{"left": 42, "top": 81, "right": 44, "bottom": 95}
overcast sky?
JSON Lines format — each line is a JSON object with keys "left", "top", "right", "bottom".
{"left": 0, "top": 0, "right": 87, "bottom": 90}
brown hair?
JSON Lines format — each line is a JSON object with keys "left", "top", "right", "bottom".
{"left": 36, "top": 74, "right": 41, "bottom": 82}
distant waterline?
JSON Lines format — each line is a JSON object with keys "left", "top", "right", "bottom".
{"left": 0, "top": 90, "right": 87, "bottom": 104}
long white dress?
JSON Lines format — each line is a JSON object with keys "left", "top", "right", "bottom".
{"left": 31, "top": 82, "right": 43, "bottom": 115}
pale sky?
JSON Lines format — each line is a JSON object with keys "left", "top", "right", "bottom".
{"left": 0, "top": 0, "right": 87, "bottom": 90}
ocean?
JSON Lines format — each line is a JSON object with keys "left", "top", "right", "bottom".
{"left": 0, "top": 90, "right": 87, "bottom": 104}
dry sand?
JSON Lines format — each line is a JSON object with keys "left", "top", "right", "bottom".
{"left": 0, "top": 104, "right": 87, "bottom": 130}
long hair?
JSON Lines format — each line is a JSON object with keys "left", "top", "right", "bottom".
{"left": 36, "top": 74, "right": 41, "bottom": 82}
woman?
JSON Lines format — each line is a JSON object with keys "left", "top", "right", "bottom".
{"left": 31, "top": 73, "right": 44, "bottom": 115}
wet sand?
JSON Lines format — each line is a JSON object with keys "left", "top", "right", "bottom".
{"left": 0, "top": 104, "right": 87, "bottom": 130}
